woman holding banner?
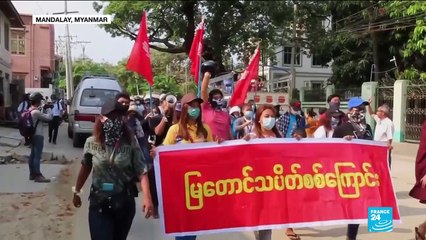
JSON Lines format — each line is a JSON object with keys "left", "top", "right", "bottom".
{"left": 243, "top": 104, "right": 301, "bottom": 240}
{"left": 162, "top": 92, "right": 214, "bottom": 240}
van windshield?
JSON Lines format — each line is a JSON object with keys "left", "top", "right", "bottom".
{"left": 80, "top": 89, "right": 120, "bottom": 107}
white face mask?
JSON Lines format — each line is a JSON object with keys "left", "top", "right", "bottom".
{"left": 291, "top": 108, "right": 301, "bottom": 116}
{"left": 261, "top": 117, "right": 276, "bottom": 130}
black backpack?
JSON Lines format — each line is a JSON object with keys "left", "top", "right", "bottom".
{"left": 18, "top": 109, "right": 39, "bottom": 139}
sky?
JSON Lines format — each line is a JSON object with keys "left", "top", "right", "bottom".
{"left": 12, "top": 1, "right": 134, "bottom": 64}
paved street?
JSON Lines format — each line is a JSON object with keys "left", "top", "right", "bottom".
{"left": 0, "top": 123, "right": 424, "bottom": 240}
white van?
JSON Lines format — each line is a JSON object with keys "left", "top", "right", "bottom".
{"left": 67, "top": 76, "right": 122, "bottom": 147}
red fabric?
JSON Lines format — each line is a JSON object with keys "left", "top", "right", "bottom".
{"left": 126, "top": 11, "right": 154, "bottom": 86}
{"left": 188, "top": 21, "right": 205, "bottom": 84}
{"left": 410, "top": 120, "right": 426, "bottom": 203}
{"left": 156, "top": 140, "right": 400, "bottom": 236}
{"left": 229, "top": 46, "right": 261, "bottom": 107}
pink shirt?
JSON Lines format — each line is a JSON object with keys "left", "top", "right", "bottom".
{"left": 202, "top": 103, "right": 231, "bottom": 140}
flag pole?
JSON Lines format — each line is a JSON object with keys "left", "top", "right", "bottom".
{"left": 197, "top": 18, "right": 204, "bottom": 98}
{"left": 149, "top": 85, "right": 153, "bottom": 115}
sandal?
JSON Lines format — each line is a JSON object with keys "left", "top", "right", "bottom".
{"left": 286, "top": 234, "right": 301, "bottom": 240}
{"left": 416, "top": 227, "right": 426, "bottom": 240}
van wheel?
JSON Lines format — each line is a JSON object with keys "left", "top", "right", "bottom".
{"left": 73, "top": 133, "right": 82, "bottom": 148}
{"left": 68, "top": 125, "right": 73, "bottom": 138}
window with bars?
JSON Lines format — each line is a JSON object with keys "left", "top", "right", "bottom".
{"left": 11, "top": 31, "right": 25, "bottom": 55}
{"left": 282, "top": 46, "right": 301, "bottom": 66}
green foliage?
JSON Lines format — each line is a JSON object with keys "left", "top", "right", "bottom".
{"left": 72, "top": 59, "right": 114, "bottom": 86}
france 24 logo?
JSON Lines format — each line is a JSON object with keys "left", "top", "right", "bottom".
{"left": 368, "top": 207, "right": 393, "bottom": 232}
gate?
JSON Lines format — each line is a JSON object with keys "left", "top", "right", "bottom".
{"left": 376, "top": 78, "right": 394, "bottom": 120}
{"left": 405, "top": 84, "right": 426, "bottom": 142}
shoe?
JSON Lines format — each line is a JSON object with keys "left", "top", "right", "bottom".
{"left": 34, "top": 175, "right": 51, "bottom": 183}
{"left": 48, "top": 139, "right": 51, "bottom": 143}
{"left": 29, "top": 174, "right": 36, "bottom": 180}
{"left": 53, "top": 141, "right": 56, "bottom": 144}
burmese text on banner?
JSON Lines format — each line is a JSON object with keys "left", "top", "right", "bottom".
{"left": 154, "top": 138, "right": 400, "bottom": 236}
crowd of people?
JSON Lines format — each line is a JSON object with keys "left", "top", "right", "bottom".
{"left": 66, "top": 71, "right": 396, "bottom": 240}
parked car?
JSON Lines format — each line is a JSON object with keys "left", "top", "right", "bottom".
{"left": 67, "top": 75, "right": 122, "bottom": 147}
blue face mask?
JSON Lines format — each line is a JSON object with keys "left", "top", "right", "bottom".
{"left": 188, "top": 107, "right": 200, "bottom": 119}
{"left": 244, "top": 111, "right": 254, "bottom": 120}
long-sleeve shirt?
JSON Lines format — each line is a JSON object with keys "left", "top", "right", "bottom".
{"left": 30, "top": 108, "right": 53, "bottom": 136}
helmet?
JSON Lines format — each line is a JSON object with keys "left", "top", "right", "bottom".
{"left": 29, "top": 92, "right": 44, "bottom": 102}
{"left": 201, "top": 60, "right": 217, "bottom": 78}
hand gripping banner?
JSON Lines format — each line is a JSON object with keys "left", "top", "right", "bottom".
{"left": 154, "top": 138, "right": 400, "bottom": 237}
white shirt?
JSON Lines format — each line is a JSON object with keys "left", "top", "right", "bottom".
{"left": 373, "top": 115, "right": 394, "bottom": 142}
{"left": 52, "top": 100, "right": 63, "bottom": 116}
{"left": 313, "top": 126, "right": 334, "bottom": 139}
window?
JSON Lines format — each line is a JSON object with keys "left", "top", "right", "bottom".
{"left": 4, "top": 23, "right": 9, "bottom": 51}
{"left": 311, "top": 81, "right": 323, "bottom": 89}
{"left": 11, "top": 31, "right": 25, "bottom": 55}
{"left": 311, "top": 53, "right": 322, "bottom": 67}
{"left": 80, "top": 89, "right": 120, "bottom": 107}
{"left": 282, "top": 46, "right": 301, "bottom": 66}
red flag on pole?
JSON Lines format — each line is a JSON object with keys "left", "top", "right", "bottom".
{"left": 188, "top": 20, "right": 205, "bottom": 85}
{"left": 229, "top": 46, "right": 261, "bottom": 107}
{"left": 126, "top": 11, "right": 154, "bottom": 86}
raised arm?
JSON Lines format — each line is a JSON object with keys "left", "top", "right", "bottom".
{"left": 201, "top": 72, "right": 211, "bottom": 103}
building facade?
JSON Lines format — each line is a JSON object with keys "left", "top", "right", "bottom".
{"left": 11, "top": 14, "right": 55, "bottom": 92}
{"left": 263, "top": 45, "right": 332, "bottom": 93}
{"left": 0, "top": 1, "right": 24, "bottom": 120}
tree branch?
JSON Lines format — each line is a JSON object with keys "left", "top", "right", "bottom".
{"left": 149, "top": 44, "right": 186, "bottom": 54}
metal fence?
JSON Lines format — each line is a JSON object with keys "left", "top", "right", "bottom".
{"left": 405, "top": 84, "right": 426, "bottom": 142}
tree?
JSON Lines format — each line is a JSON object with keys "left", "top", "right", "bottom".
{"left": 93, "top": 1, "right": 293, "bottom": 72}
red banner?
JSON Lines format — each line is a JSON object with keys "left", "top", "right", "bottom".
{"left": 154, "top": 139, "right": 400, "bottom": 236}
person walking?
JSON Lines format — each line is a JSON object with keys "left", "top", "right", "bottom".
{"left": 28, "top": 92, "right": 53, "bottom": 182}
{"left": 72, "top": 98, "right": 153, "bottom": 240}
{"left": 409, "top": 120, "right": 426, "bottom": 240}
{"left": 162, "top": 93, "right": 215, "bottom": 240}
{"left": 48, "top": 95, "right": 63, "bottom": 144}
{"left": 367, "top": 101, "right": 394, "bottom": 167}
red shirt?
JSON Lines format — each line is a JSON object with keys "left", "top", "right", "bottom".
{"left": 201, "top": 103, "right": 231, "bottom": 140}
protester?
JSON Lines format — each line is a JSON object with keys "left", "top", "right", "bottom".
{"left": 234, "top": 104, "right": 255, "bottom": 139}
{"left": 162, "top": 92, "right": 214, "bottom": 240}
{"left": 127, "top": 104, "right": 151, "bottom": 166}
{"left": 144, "top": 94, "right": 175, "bottom": 218}
{"left": 313, "top": 111, "right": 334, "bottom": 138}
{"left": 172, "top": 101, "right": 182, "bottom": 124}
{"left": 305, "top": 108, "right": 318, "bottom": 137}
{"left": 229, "top": 106, "right": 241, "bottom": 139}
{"left": 409, "top": 120, "right": 426, "bottom": 240}
{"left": 134, "top": 96, "right": 145, "bottom": 116}
{"left": 72, "top": 98, "right": 153, "bottom": 240}
{"left": 28, "top": 92, "right": 53, "bottom": 182}
{"left": 276, "top": 99, "right": 306, "bottom": 139}
{"left": 116, "top": 93, "right": 131, "bottom": 112}
{"left": 201, "top": 72, "right": 233, "bottom": 141}
{"left": 324, "top": 94, "right": 348, "bottom": 124}
{"left": 17, "top": 93, "right": 31, "bottom": 145}
{"left": 48, "top": 94, "right": 63, "bottom": 144}
{"left": 332, "top": 97, "right": 373, "bottom": 240}
{"left": 243, "top": 104, "right": 300, "bottom": 240}
{"left": 367, "top": 101, "right": 394, "bottom": 167}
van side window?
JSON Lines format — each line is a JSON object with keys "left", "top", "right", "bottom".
{"left": 80, "top": 89, "right": 120, "bottom": 107}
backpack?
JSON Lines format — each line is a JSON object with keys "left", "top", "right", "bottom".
{"left": 18, "top": 109, "right": 39, "bottom": 138}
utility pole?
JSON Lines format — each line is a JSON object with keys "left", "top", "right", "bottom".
{"left": 289, "top": 3, "right": 297, "bottom": 100}
{"left": 74, "top": 40, "right": 91, "bottom": 61}
{"left": 52, "top": 1, "right": 79, "bottom": 99}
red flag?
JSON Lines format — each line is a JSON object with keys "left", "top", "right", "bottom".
{"left": 188, "top": 20, "right": 205, "bottom": 84}
{"left": 229, "top": 46, "right": 261, "bottom": 107}
{"left": 126, "top": 11, "right": 154, "bottom": 86}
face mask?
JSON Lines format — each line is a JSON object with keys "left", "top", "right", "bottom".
{"left": 279, "top": 111, "right": 285, "bottom": 115}
{"left": 348, "top": 111, "right": 366, "bottom": 124}
{"left": 291, "top": 108, "right": 301, "bottom": 116}
{"left": 331, "top": 117, "right": 340, "bottom": 129}
{"left": 188, "top": 107, "right": 200, "bottom": 119}
{"left": 135, "top": 101, "right": 140, "bottom": 105}
{"left": 329, "top": 102, "right": 340, "bottom": 110}
{"left": 153, "top": 112, "right": 159, "bottom": 117}
{"left": 211, "top": 99, "right": 223, "bottom": 109}
{"left": 103, "top": 118, "right": 124, "bottom": 146}
{"left": 261, "top": 117, "right": 276, "bottom": 130}
{"left": 244, "top": 111, "right": 254, "bottom": 120}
